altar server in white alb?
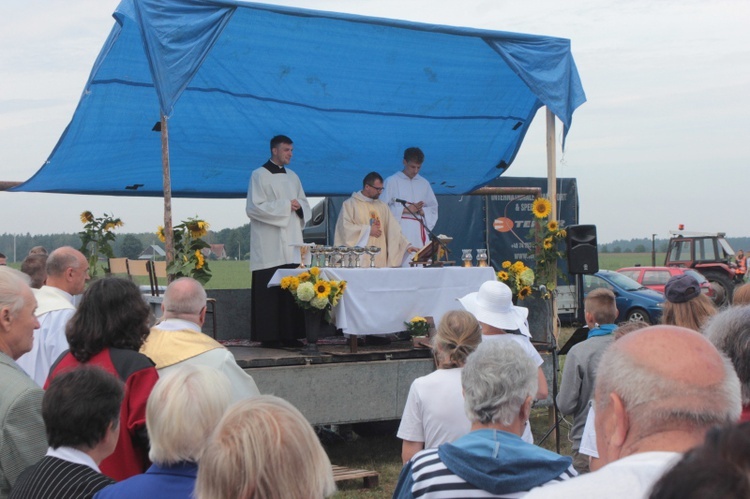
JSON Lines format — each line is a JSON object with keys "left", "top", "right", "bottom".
{"left": 383, "top": 147, "right": 438, "bottom": 258}
{"left": 246, "top": 135, "right": 311, "bottom": 347}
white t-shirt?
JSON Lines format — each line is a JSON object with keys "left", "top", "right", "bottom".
{"left": 579, "top": 403, "right": 599, "bottom": 458}
{"left": 481, "top": 333, "right": 543, "bottom": 443}
{"left": 523, "top": 451, "right": 681, "bottom": 499}
{"left": 481, "top": 332, "right": 544, "bottom": 366}
{"left": 397, "top": 368, "right": 470, "bottom": 448}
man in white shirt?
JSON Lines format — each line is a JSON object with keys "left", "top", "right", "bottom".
{"left": 140, "top": 277, "right": 260, "bottom": 402}
{"left": 246, "top": 135, "right": 311, "bottom": 348}
{"left": 16, "top": 246, "right": 89, "bottom": 386}
{"left": 524, "top": 325, "right": 742, "bottom": 499}
{"left": 383, "top": 147, "right": 438, "bottom": 259}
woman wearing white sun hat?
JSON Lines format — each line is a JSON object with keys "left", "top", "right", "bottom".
{"left": 459, "top": 280, "right": 549, "bottom": 443}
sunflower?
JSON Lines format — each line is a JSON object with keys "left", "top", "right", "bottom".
{"left": 80, "top": 211, "right": 94, "bottom": 224}
{"left": 518, "top": 286, "right": 532, "bottom": 300}
{"left": 511, "top": 261, "right": 526, "bottom": 274}
{"left": 310, "top": 267, "right": 320, "bottom": 277}
{"left": 156, "top": 226, "right": 166, "bottom": 243}
{"left": 547, "top": 220, "right": 559, "bottom": 231}
{"left": 502, "top": 261, "right": 512, "bottom": 269}
{"left": 556, "top": 229, "right": 567, "bottom": 239}
{"left": 543, "top": 237, "right": 554, "bottom": 249}
{"left": 315, "top": 280, "right": 331, "bottom": 299}
{"left": 288, "top": 276, "right": 300, "bottom": 292}
{"left": 115, "top": 220, "right": 124, "bottom": 228}
{"left": 188, "top": 220, "right": 209, "bottom": 238}
{"left": 410, "top": 316, "right": 427, "bottom": 323}
{"left": 298, "top": 272, "right": 311, "bottom": 282}
{"left": 532, "top": 198, "right": 552, "bottom": 219}
{"left": 195, "top": 250, "right": 205, "bottom": 270}
{"left": 104, "top": 222, "right": 116, "bottom": 232}
{"left": 280, "top": 276, "right": 293, "bottom": 290}
{"left": 497, "top": 271, "right": 509, "bottom": 281}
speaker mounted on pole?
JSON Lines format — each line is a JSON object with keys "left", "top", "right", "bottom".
{"left": 566, "top": 224, "right": 599, "bottom": 275}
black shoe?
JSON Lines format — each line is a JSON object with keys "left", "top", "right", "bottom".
{"left": 282, "top": 339, "right": 305, "bottom": 348}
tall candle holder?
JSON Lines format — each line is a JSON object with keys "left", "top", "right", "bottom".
{"left": 461, "top": 249, "right": 473, "bottom": 267}
{"left": 476, "top": 249, "right": 488, "bottom": 267}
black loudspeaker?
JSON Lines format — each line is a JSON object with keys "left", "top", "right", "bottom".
{"left": 566, "top": 224, "right": 599, "bottom": 274}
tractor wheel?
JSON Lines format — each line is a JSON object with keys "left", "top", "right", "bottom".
{"left": 702, "top": 270, "right": 734, "bottom": 307}
{"left": 625, "top": 308, "right": 651, "bottom": 324}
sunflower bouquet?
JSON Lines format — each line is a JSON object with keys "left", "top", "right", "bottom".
{"left": 79, "top": 211, "right": 124, "bottom": 278}
{"left": 529, "top": 197, "right": 566, "bottom": 294}
{"left": 497, "top": 260, "right": 536, "bottom": 300}
{"left": 156, "top": 216, "right": 212, "bottom": 284}
{"left": 280, "top": 267, "right": 346, "bottom": 319}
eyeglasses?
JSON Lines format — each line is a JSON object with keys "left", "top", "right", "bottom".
{"left": 367, "top": 184, "right": 384, "bottom": 192}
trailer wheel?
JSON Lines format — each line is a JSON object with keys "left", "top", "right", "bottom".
{"left": 703, "top": 270, "right": 734, "bottom": 307}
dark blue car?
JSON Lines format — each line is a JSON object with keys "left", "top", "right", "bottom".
{"left": 583, "top": 270, "right": 665, "bottom": 324}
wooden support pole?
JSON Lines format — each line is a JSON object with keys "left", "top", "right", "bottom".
{"left": 161, "top": 113, "right": 175, "bottom": 282}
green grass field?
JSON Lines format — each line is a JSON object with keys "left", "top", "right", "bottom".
{"left": 597, "top": 252, "right": 666, "bottom": 271}
{"left": 181, "top": 253, "right": 665, "bottom": 290}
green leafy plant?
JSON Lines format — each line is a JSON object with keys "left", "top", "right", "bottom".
{"left": 79, "top": 211, "right": 123, "bottom": 278}
{"left": 157, "top": 217, "right": 212, "bottom": 285}
{"left": 529, "top": 197, "right": 566, "bottom": 295}
{"left": 404, "top": 316, "right": 430, "bottom": 336}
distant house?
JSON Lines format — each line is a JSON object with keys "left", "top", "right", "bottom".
{"left": 208, "top": 243, "right": 227, "bottom": 260}
{"left": 139, "top": 244, "right": 166, "bottom": 260}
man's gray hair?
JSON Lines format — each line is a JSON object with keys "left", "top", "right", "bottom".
{"left": 163, "top": 277, "right": 207, "bottom": 316}
{"left": 0, "top": 267, "right": 32, "bottom": 315}
{"left": 703, "top": 305, "right": 750, "bottom": 405}
{"left": 461, "top": 338, "right": 538, "bottom": 426}
{"left": 595, "top": 340, "right": 741, "bottom": 433}
{"left": 46, "top": 246, "right": 82, "bottom": 277}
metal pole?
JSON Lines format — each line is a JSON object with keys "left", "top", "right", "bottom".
{"left": 652, "top": 233, "right": 657, "bottom": 266}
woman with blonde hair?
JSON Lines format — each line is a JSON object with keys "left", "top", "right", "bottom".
{"left": 661, "top": 274, "right": 717, "bottom": 332}
{"left": 195, "top": 395, "right": 336, "bottom": 499}
{"left": 397, "top": 310, "right": 482, "bottom": 463}
{"left": 96, "top": 364, "right": 232, "bottom": 498}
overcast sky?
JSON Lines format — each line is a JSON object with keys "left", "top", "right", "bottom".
{"left": 1, "top": 0, "right": 749, "bottom": 245}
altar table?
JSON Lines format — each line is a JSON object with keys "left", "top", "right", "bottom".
{"left": 269, "top": 267, "right": 496, "bottom": 335}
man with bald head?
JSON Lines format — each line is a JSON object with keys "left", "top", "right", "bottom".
{"left": 140, "top": 277, "right": 260, "bottom": 402}
{"left": 16, "top": 246, "right": 89, "bottom": 386}
{"left": 524, "top": 325, "right": 742, "bottom": 498}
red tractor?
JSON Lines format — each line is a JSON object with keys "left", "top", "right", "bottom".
{"left": 664, "top": 230, "right": 740, "bottom": 306}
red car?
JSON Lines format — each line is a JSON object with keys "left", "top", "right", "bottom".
{"left": 617, "top": 266, "right": 715, "bottom": 300}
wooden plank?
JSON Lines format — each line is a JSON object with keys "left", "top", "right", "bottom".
{"left": 332, "top": 465, "right": 379, "bottom": 488}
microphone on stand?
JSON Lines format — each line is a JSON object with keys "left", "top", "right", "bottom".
{"left": 392, "top": 198, "right": 410, "bottom": 205}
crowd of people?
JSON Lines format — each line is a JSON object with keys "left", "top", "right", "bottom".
{"left": 3, "top": 134, "right": 750, "bottom": 498}
{"left": 0, "top": 262, "right": 333, "bottom": 499}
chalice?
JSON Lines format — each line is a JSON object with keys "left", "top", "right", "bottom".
{"left": 366, "top": 246, "right": 381, "bottom": 268}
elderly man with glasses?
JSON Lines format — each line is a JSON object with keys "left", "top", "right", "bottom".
{"left": 334, "top": 171, "right": 416, "bottom": 268}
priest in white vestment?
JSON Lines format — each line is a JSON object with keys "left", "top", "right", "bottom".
{"left": 383, "top": 147, "right": 438, "bottom": 258}
{"left": 246, "top": 135, "right": 311, "bottom": 347}
{"left": 334, "top": 172, "right": 416, "bottom": 268}
{"left": 17, "top": 247, "right": 89, "bottom": 386}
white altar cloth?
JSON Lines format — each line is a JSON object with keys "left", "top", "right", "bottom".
{"left": 269, "top": 267, "right": 496, "bottom": 335}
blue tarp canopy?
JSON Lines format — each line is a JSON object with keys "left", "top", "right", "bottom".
{"left": 13, "top": 0, "right": 586, "bottom": 198}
